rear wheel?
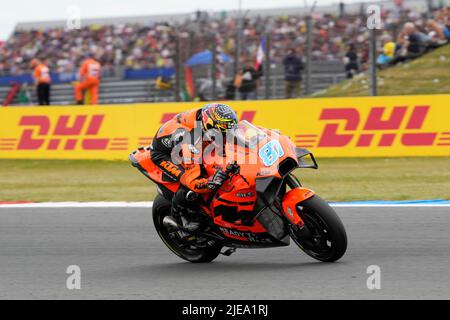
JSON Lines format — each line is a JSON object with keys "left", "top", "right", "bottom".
{"left": 152, "top": 195, "right": 222, "bottom": 263}
{"left": 290, "top": 195, "right": 347, "bottom": 262}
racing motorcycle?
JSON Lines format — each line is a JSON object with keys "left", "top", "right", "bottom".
{"left": 129, "top": 121, "right": 347, "bottom": 263}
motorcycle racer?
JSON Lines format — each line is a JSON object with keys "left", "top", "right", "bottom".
{"left": 150, "top": 103, "right": 238, "bottom": 231}
{"left": 131, "top": 106, "right": 348, "bottom": 263}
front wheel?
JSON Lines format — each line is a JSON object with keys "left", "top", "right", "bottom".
{"left": 290, "top": 195, "right": 347, "bottom": 262}
{"left": 152, "top": 195, "right": 222, "bottom": 263}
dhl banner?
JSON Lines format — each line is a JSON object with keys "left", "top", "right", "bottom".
{"left": 1, "top": 94, "right": 450, "bottom": 159}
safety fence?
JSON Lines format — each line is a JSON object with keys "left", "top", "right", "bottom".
{"left": 0, "top": 94, "right": 449, "bottom": 160}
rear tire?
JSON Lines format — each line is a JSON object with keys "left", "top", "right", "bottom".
{"left": 152, "top": 195, "right": 222, "bottom": 263}
{"left": 290, "top": 195, "right": 347, "bottom": 262}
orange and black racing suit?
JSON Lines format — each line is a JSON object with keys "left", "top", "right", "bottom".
{"left": 151, "top": 108, "right": 216, "bottom": 224}
{"left": 150, "top": 108, "right": 210, "bottom": 194}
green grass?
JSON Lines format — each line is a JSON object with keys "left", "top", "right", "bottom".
{"left": 315, "top": 44, "right": 450, "bottom": 97}
{"left": 1, "top": 158, "right": 449, "bottom": 202}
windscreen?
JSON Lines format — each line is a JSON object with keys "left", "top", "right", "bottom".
{"left": 227, "top": 121, "right": 268, "bottom": 149}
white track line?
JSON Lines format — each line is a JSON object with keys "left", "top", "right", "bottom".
{"left": 0, "top": 202, "right": 449, "bottom": 208}
{"left": 331, "top": 204, "right": 450, "bottom": 207}
{"left": 0, "top": 202, "right": 154, "bottom": 208}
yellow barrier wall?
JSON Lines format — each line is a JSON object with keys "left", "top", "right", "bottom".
{"left": 1, "top": 95, "right": 450, "bottom": 159}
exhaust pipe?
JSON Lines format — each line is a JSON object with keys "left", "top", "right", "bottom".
{"left": 163, "top": 216, "right": 225, "bottom": 242}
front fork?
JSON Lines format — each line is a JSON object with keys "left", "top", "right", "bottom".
{"left": 282, "top": 174, "right": 315, "bottom": 236}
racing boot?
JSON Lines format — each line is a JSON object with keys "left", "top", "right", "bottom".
{"left": 170, "top": 202, "right": 201, "bottom": 233}
{"left": 180, "top": 208, "right": 201, "bottom": 233}
{"left": 182, "top": 190, "right": 203, "bottom": 232}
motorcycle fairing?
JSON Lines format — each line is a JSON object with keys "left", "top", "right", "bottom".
{"left": 129, "top": 147, "right": 179, "bottom": 193}
{"left": 129, "top": 121, "right": 317, "bottom": 248}
{"left": 282, "top": 188, "right": 315, "bottom": 226}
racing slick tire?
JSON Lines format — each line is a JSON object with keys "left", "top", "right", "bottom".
{"left": 152, "top": 194, "right": 222, "bottom": 263}
{"left": 290, "top": 195, "right": 347, "bottom": 262}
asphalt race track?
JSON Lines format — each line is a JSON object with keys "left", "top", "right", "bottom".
{"left": 1, "top": 207, "right": 449, "bottom": 299}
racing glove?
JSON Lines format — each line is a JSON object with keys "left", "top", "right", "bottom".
{"left": 207, "top": 169, "right": 229, "bottom": 191}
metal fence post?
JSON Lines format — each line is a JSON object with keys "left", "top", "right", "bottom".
{"left": 174, "top": 35, "right": 181, "bottom": 102}
{"left": 369, "top": 28, "right": 377, "bottom": 96}
{"left": 305, "top": 15, "right": 312, "bottom": 96}
{"left": 211, "top": 34, "right": 217, "bottom": 101}
{"left": 234, "top": 0, "right": 243, "bottom": 76}
{"left": 264, "top": 33, "right": 271, "bottom": 100}
{"left": 427, "top": 0, "right": 434, "bottom": 19}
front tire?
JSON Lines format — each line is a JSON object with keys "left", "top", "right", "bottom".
{"left": 290, "top": 195, "right": 347, "bottom": 262}
{"left": 152, "top": 194, "right": 222, "bottom": 263}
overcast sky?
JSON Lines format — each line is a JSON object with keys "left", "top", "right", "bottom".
{"left": 0, "top": 0, "right": 378, "bottom": 40}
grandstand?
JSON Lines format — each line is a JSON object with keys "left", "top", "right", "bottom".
{"left": 11, "top": 0, "right": 435, "bottom": 31}
{"left": 0, "top": 0, "right": 449, "bottom": 105}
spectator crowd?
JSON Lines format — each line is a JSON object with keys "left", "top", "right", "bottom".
{"left": 0, "top": 23, "right": 177, "bottom": 76}
{"left": 0, "top": 3, "right": 449, "bottom": 100}
{"left": 344, "top": 4, "right": 450, "bottom": 77}
{"left": 375, "top": 6, "right": 450, "bottom": 69}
